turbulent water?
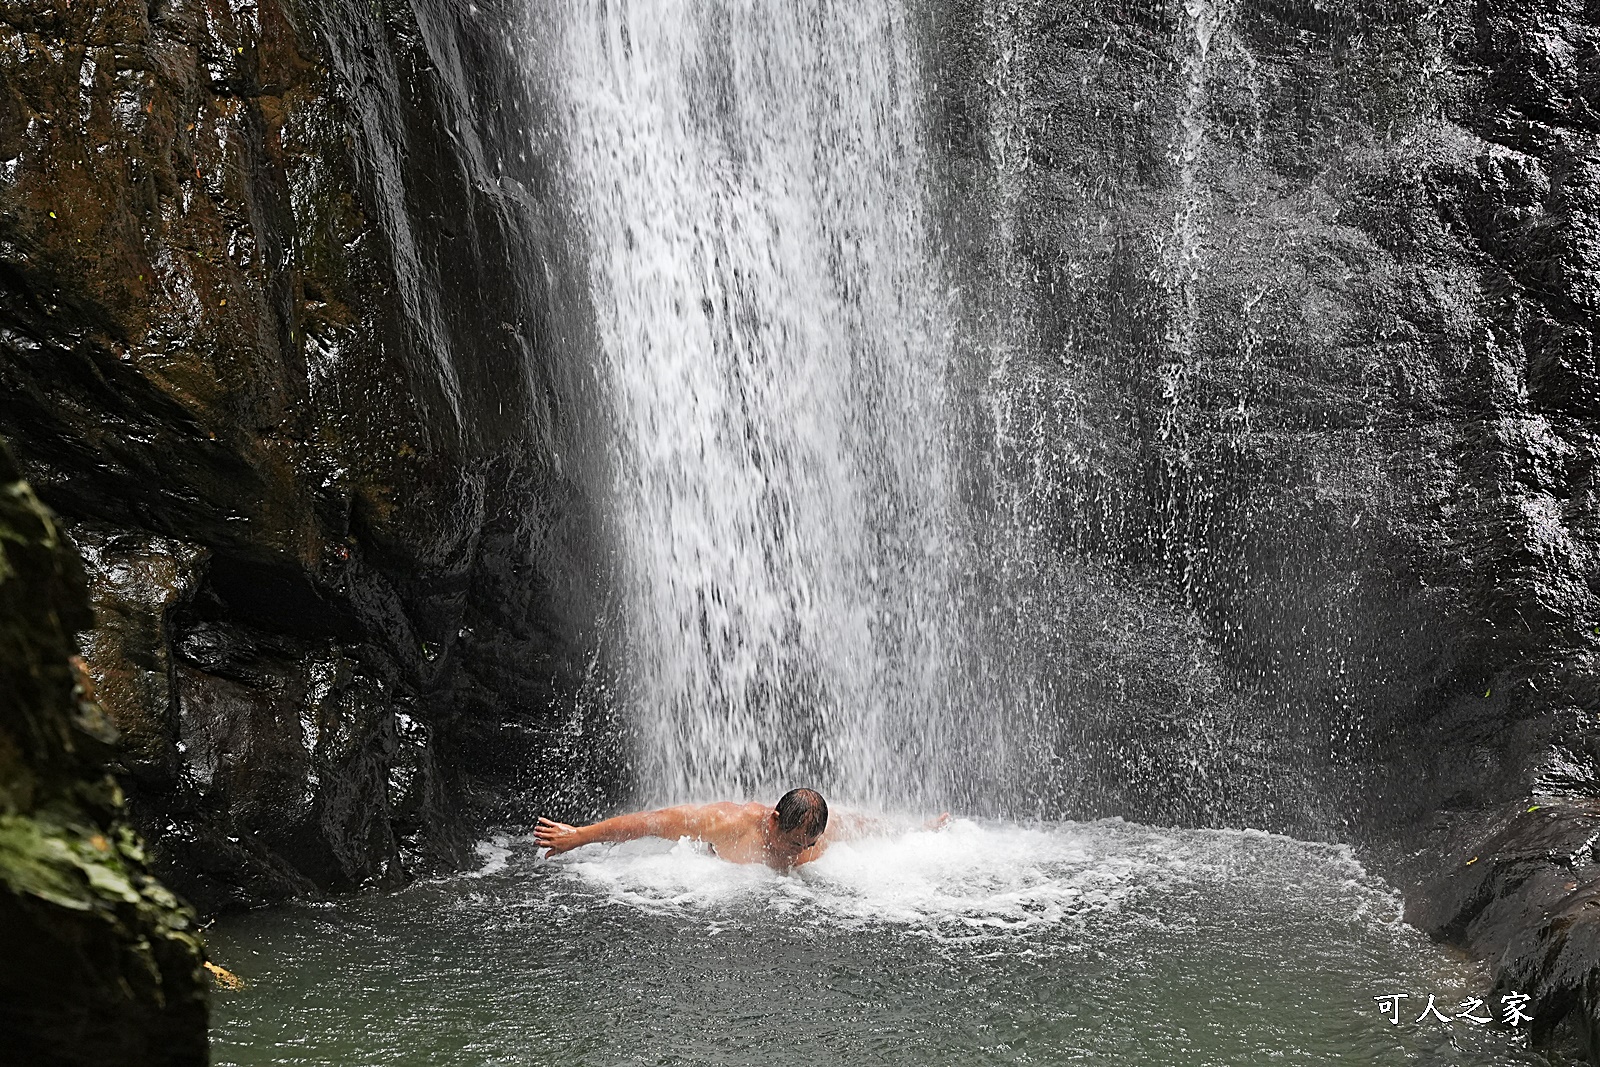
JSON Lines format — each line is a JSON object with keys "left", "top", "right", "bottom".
{"left": 210, "top": 821, "right": 1546, "bottom": 1066}
{"left": 539, "top": 0, "right": 973, "bottom": 808}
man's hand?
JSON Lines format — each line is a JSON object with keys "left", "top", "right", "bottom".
{"left": 535, "top": 817, "right": 587, "bottom": 855}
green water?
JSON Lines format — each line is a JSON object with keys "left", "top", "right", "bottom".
{"left": 210, "top": 819, "right": 1547, "bottom": 1066}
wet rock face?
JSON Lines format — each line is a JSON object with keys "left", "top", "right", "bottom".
{"left": 1407, "top": 800, "right": 1600, "bottom": 1058}
{"left": 935, "top": 0, "right": 1599, "bottom": 831}
{"left": 932, "top": 0, "right": 1598, "bottom": 1049}
{"left": 0, "top": 0, "right": 616, "bottom": 911}
{"left": 0, "top": 441, "right": 208, "bottom": 1066}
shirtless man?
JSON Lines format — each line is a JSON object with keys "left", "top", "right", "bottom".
{"left": 535, "top": 787, "right": 836, "bottom": 870}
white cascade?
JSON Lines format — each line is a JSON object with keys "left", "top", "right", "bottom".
{"left": 546, "top": 0, "right": 963, "bottom": 808}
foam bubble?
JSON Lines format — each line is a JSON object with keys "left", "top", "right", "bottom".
{"left": 468, "top": 833, "right": 527, "bottom": 878}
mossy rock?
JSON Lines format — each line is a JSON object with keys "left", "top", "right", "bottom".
{"left": 0, "top": 439, "right": 208, "bottom": 1066}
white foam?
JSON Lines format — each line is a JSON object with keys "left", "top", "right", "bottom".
{"left": 468, "top": 833, "right": 526, "bottom": 879}
{"left": 538, "top": 817, "right": 1386, "bottom": 940}
{"left": 792, "top": 819, "right": 1156, "bottom": 931}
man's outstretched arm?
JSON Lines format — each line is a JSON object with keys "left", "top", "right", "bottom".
{"left": 535, "top": 804, "right": 727, "bottom": 856}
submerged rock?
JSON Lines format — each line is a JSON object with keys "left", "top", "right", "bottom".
{"left": 0, "top": 440, "right": 207, "bottom": 1065}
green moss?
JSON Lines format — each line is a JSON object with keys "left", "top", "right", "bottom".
{"left": 0, "top": 812, "right": 144, "bottom": 911}
{"left": 0, "top": 806, "right": 207, "bottom": 997}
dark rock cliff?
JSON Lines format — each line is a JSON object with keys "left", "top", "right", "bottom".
{"left": 933, "top": 0, "right": 1599, "bottom": 1051}
{"left": 0, "top": 0, "right": 616, "bottom": 914}
{"left": 0, "top": 439, "right": 208, "bottom": 1066}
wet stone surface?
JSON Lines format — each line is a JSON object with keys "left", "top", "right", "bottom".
{"left": 924, "top": 0, "right": 1600, "bottom": 1051}
{"left": 0, "top": 0, "right": 616, "bottom": 912}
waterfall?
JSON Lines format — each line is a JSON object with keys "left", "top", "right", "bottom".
{"left": 543, "top": 0, "right": 962, "bottom": 809}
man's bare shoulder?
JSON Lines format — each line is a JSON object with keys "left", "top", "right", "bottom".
{"left": 691, "top": 802, "right": 769, "bottom": 861}
{"left": 686, "top": 801, "right": 767, "bottom": 827}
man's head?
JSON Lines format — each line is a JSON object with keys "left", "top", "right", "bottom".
{"left": 767, "top": 787, "right": 828, "bottom": 864}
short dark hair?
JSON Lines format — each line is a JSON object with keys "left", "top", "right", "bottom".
{"left": 775, "top": 788, "right": 828, "bottom": 835}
